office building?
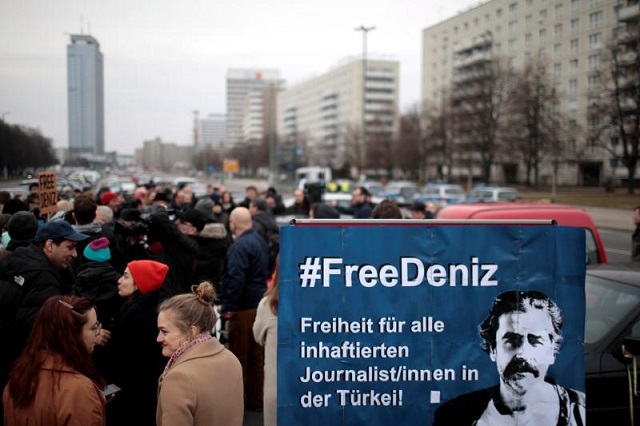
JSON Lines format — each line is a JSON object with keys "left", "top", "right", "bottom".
{"left": 422, "top": 0, "right": 622, "bottom": 185}
{"left": 226, "top": 69, "right": 282, "bottom": 148}
{"left": 135, "top": 137, "right": 194, "bottom": 171}
{"left": 199, "top": 114, "right": 226, "bottom": 151}
{"left": 67, "top": 34, "right": 104, "bottom": 155}
{"left": 277, "top": 58, "right": 399, "bottom": 171}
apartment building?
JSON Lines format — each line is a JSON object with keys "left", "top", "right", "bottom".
{"left": 422, "top": 0, "right": 623, "bottom": 185}
{"left": 277, "top": 58, "right": 399, "bottom": 171}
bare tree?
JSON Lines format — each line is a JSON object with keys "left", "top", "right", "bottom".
{"left": 449, "top": 52, "right": 513, "bottom": 183}
{"left": 507, "top": 58, "right": 569, "bottom": 187}
{"left": 366, "top": 114, "right": 394, "bottom": 178}
{"left": 340, "top": 123, "right": 363, "bottom": 178}
{"left": 394, "top": 108, "right": 423, "bottom": 181}
{"left": 588, "top": 37, "right": 640, "bottom": 194}
{"left": 192, "top": 146, "right": 222, "bottom": 173}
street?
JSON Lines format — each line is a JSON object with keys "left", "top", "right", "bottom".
{"left": 599, "top": 228, "right": 633, "bottom": 264}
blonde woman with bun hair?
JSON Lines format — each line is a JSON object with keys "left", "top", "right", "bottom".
{"left": 156, "top": 281, "right": 243, "bottom": 426}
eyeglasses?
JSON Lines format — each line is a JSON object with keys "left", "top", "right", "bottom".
{"left": 92, "top": 321, "right": 102, "bottom": 336}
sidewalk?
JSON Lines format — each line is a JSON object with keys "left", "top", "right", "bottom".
{"left": 581, "top": 206, "right": 633, "bottom": 232}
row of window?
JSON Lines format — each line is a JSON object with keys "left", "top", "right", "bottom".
{"left": 526, "top": 30, "right": 603, "bottom": 48}
{"left": 432, "top": 30, "right": 604, "bottom": 71}
{"left": 509, "top": 11, "right": 603, "bottom": 36}
{"left": 433, "top": 19, "right": 606, "bottom": 59}
{"left": 550, "top": 53, "right": 602, "bottom": 75}
{"left": 430, "top": 71, "right": 605, "bottom": 102}
{"left": 433, "top": 0, "right": 608, "bottom": 39}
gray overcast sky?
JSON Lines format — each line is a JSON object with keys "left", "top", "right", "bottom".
{"left": 1, "top": 0, "right": 481, "bottom": 154}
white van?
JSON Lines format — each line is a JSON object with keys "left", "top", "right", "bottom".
{"left": 295, "top": 167, "right": 332, "bottom": 189}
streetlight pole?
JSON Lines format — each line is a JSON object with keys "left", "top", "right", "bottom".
{"left": 0, "top": 112, "right": 8, "bottom": 179}
{"left": 355, "top": 25, "right": 375, "bottom": 178}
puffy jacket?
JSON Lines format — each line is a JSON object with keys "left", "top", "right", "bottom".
{"left": 0, "top": 244, "right": 70, "bottom": 346}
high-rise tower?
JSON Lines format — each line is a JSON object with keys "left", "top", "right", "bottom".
{"left": 225, "top": 69, "right": 282, "bottom": 149}
{"left": 67, "top": 34, "right": 104, "bottom": 155}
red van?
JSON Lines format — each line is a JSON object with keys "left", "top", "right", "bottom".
{"left": 436, "top": 202, "right": 607, "bottom": 264}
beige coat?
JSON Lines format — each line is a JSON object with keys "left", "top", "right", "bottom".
{"left": 156, "top": 338, "right": 244, "bottom": 426}
{"left": 253, "top": 296, "right": 278, "bottom": 426}
{"left": 3, "top": 353, "right": 105, "bottom": 426}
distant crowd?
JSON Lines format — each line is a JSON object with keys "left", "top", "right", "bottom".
{"left": 0, "top": 177, "right": 441, "bottom": 426}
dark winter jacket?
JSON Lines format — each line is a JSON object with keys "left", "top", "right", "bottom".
{"left": 194, "top": 222, "right": 231, "bottom": 297}
{"left": 0, "top": 243, "right": 73, "bottom": 408}
{"left": 251, "top": 210, "right": 280, "bottom": 274}
{"left": 74, "top": 261, "right": 122, "bottom": 325}
{"left": 252, "top": 211, "right": 280, "bottom": 248}
{"left": 104, "top": 291, "right": 165, "bottom": 426}
{"left": 221, "top": 229, "right": 269, "bottom": 312}
{"left": 147, "top": 211, "right": 198, "bottom": 300}
{"left": 337, "top": 201, "right": 373, "bottom": 219}
{"left": 633, "top": 226, "right": 640, "bottom": 262}
{"left": 285, "top": 199, "right": 311, "bottom": 216}
{"left": 0, "top": 244, "right": 72, "bottom": 345}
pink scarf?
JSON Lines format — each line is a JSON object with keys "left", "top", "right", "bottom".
{"left": 160, "top": 333, "right": 212, "bottom": 381}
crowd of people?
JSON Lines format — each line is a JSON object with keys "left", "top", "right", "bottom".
{"left": 0, "top": 176, "right": 442, "bottom": 426}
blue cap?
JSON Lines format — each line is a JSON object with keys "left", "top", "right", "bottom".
{"left": 34, "top": 220, "right": 89, "bottom": 243}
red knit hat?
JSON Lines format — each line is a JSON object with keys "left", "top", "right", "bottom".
{"left": 127, "top": 260, "right": 169, "bottom": 294}
{"left": 101, "top": 192, "right": 117, "bottom": 205}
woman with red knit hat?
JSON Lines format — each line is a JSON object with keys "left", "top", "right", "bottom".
{"left": 104, "top": 260, "right": 169, "bottom": 426}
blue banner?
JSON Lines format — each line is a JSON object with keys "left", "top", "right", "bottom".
{"left": 278, "top": 224, "right": 586, "bottom": 425}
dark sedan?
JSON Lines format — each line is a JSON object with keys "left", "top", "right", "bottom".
{"left": 586, "top": 265, "right": 640, "bottom": 423}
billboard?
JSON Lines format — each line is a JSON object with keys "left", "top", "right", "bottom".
{"left": 278, "top": 222, "right": 586, "bottom": 425}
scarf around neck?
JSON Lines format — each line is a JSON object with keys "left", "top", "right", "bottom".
{"left": 160, "top": 332, "right": 212, "bottom": 381}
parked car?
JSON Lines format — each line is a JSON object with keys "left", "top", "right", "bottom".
{"left": 466, "top": 186, "right": 519, "bottom": 202}
{"left": 19, "top": 177, "right": 84, "bottom": 193}
{"left": 435, "top": 203, "right": 607, "bottom": 264}
{"left": 103, "top": 176, "right": 136, "bottom": 194}
{"left": 384, "top": 181, "right": 417, "bottom": 205}
{"left": 415, "top": 183, "right": 466, "bottom": 206}
{"left": 361, "top": 180, "right": 387, "bottom": 199}
{"left": 584, "top": 265, "right": 640, "bottom": 423}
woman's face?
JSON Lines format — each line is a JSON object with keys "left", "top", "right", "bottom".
{"left": 157, "top": 310, "right": 191, "bottom": 358}
{"left": 117, "top": 267, "right": 136, "bottom": 297}
{"left": 81, "top": 308, "right": 100, "bottom": 353}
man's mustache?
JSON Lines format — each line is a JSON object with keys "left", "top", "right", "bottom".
{"left": 503, "top": 357, "right": 539, "bottom": 378}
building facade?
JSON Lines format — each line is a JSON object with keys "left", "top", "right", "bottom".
{"left": 422, "top": 0, "right": 624, "bottom": 186}
{"left": 225, "top": 68, "right": 282, "bottom": 149}
{"left": 135, "top": 137, "right": 194, "bottom": 171}
{"left": 67, "top": 34, "right": 104, "bottom": 156}
{"left": 277, "top": 58, "right": 399, "bottom": 172}
{"left": 199, "top": 113, "right": 226, "bottom": 151}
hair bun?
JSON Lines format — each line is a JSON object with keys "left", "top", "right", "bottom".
{"left": 191, "top": 281, "right": 215, "bottom": 305}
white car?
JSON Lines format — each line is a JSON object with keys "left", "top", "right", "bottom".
{"left": 467, "top": 186, "right": 519, "bottom": 202}
{"left": 415, "top": 184, "right": 466, "bottom": 206}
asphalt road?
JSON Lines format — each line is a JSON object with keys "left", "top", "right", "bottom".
{"left": 599, "top": 228, "right": 633, "bottom": 264}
